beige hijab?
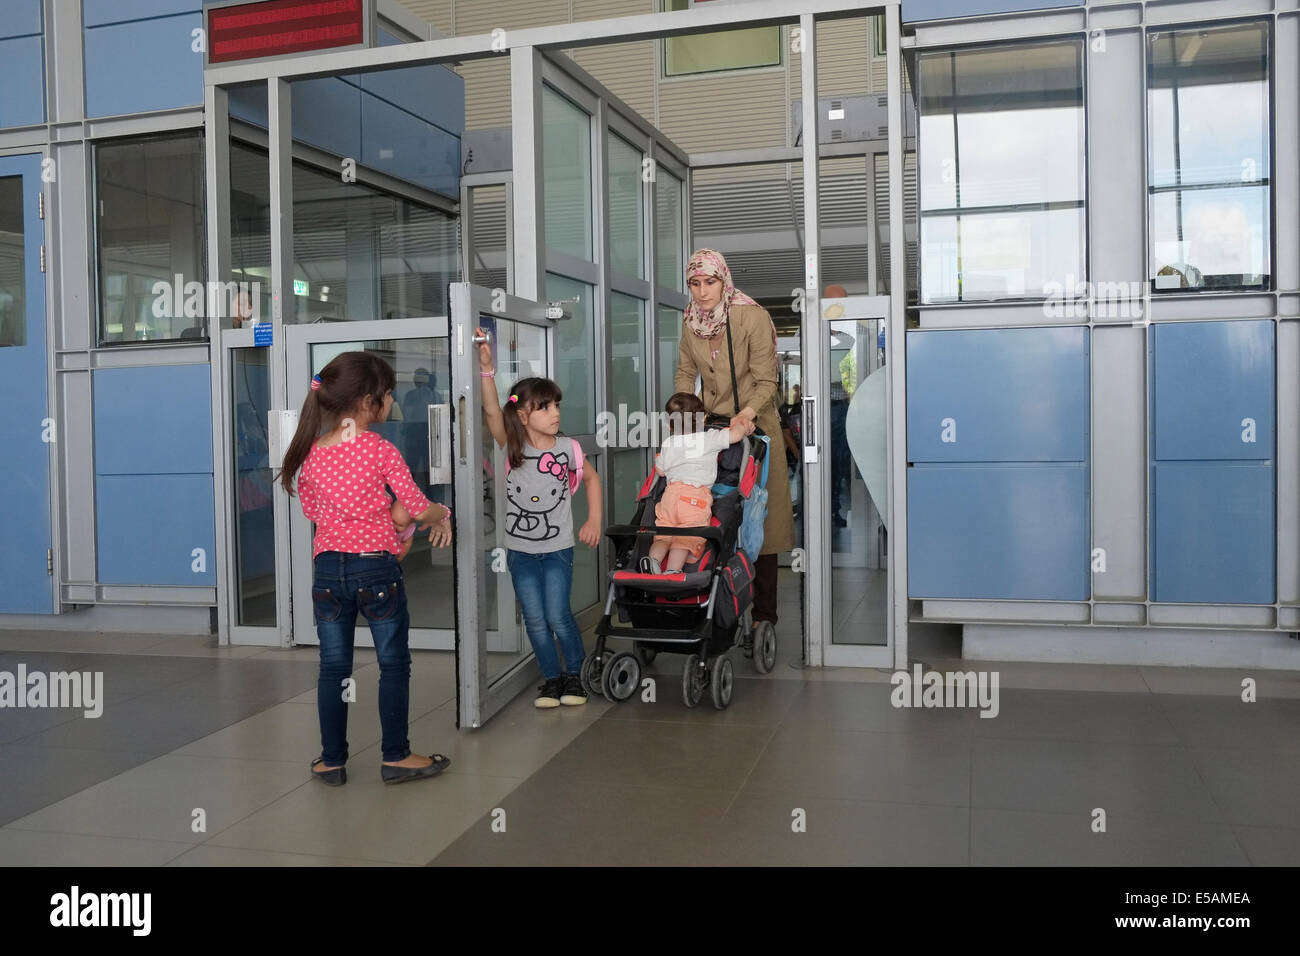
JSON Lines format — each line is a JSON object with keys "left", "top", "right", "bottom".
{"left": 683, "top": 248, "right": 759, "bottom": 339}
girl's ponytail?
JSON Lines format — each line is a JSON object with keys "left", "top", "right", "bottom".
{"left": 277, "top": 351, "right": 396, "bottom": 494}
{"left": 279, "top": 388, "right": 322, "bottom": 495}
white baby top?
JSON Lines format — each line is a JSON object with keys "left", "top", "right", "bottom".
{"left": 655, "top": 428, "right": 732, "bottom": 488}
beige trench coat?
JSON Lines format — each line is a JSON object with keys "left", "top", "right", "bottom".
{"left": 673, "top": 303, "right": 796, "bottom": 555}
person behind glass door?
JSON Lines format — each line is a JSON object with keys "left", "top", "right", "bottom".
{"left": 476, "top": 332, "right": 604, "bottom": 709}
{"left": 278, "top": 351, "right": 454, "bottom": 786}
{"left": 673, "top": 249, "right": 795, "bottom": 635}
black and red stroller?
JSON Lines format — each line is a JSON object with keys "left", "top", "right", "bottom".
{"left": 583, "top": 415, "right": 778, "bottom": 710}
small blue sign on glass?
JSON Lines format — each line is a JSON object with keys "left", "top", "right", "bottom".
{"left": 254, "top": 322, "right": 273, "bottom": 347}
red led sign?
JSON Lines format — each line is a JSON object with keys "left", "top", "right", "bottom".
{"left": 208, "top": 0, "right": 367, "bottom": 64}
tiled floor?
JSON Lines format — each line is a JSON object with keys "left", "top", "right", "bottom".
{"left": 0, "top": 618, "right": 1297, "bottom": 867}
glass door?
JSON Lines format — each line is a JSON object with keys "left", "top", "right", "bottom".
{"left": 285, "top": 317, "right": 456, "bottom": 650}
{"left": 450, "top": 282, "right": 555, "bottom": 728}
{"left": 0, "top": 154, "right": 53, "bottom": 614}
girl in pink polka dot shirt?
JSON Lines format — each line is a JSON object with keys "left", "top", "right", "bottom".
{"left": 279, "top": 351, "right": 452, "bottom": 787}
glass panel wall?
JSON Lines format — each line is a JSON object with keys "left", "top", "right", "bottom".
{"left": 95, "top": 132, "right": 206, "bottom": 343}
{"left": 655, "top": 166, "right": 683, "bottom": 291}
{"left": 543, "top": 86, "right": 593, "bottom": 260}
{"left": 545, "top": 272, "right": 596, "bottom": 436}
{"left": 656, "top": 304, "right": 682, "bottom": 408}
{"left": 232, "top": 348, "right": 275, "bottom": 625}
{"left": 0, "top": 176, "right": 25, "bottom": 347}
{"left": 917, "top": 42, "right": 1086, "bottom": 304}
{"left": 609, "top": 134, "right": 645, "bottom": 280}
{"left": 1147, "top": 21, "right": 1270, "bottom": 291}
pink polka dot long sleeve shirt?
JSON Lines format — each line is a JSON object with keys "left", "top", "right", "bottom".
{"left": 298, "top": 431, "right": 434, "bottom": 558}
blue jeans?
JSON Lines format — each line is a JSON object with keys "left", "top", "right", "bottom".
{"left": 312, "top": 551, "right": 412, "bottom": 765}
{"left": 506, "top": 547, "right": 585, "bottom": 681}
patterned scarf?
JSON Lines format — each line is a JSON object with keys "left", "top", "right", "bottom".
{"left": 683, "top": 248, "right": 758, "bottom": 339}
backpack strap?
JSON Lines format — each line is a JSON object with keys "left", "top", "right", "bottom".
{"left": 569, "top": 437, "right": 584, "bottom": 494}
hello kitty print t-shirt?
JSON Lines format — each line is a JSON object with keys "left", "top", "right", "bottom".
{"left": 299, "top": 430, "right": 434, "bottom": 558}
{"left": 503, "top": 439, "right": 579, "bottom": 554}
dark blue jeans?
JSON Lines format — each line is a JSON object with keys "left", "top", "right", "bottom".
{"left": 506, "top": 548, "right": 585, "bottom": 681}
{"left": 312, "top": 551, "right": 411, "bottom": 765}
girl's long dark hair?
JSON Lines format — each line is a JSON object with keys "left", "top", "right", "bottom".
{"left": 278, "top": 351, "right": 396, "bottom": 495}
{"left": 503, "top": 377, "right": 563, "bottom": 469}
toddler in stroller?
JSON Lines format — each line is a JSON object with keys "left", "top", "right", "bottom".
{"left": 585, "top": 396, "right": 776, "bottom": 711}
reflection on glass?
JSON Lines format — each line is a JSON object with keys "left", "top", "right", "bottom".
{"left": 656, "top": 304, "right": 682, "bottom": 409}
{"left": 1148, "top": 21, "right": 1270, "bottom": 291}
{"left": 233, "top": 349, "right": 275, "bottom": 625}
{"left": 96, "top": 133, "right": 206, "bottom": 342}
{"left": 545, "top": 272, "right": 595, "bottom": 435}
{"left": 609, "top": 135, "right": 645, "bottom": 279}
{"left": 308, "top": 338, "right": 454, "bottom": 634}
{"left": 610, "top": 292, "right": 646, "bottom": 415}
{"left": 571, "top": 452, "right": 599, "bottom": 614}
{"left": 229, "top": 142, "right": 459, "bottom": 324}
{"left": 468, "top": 184, "right": 508, "bottom": 289}
{"left": 918, "top": 42, "right": 1085, "bottom": 303}
{"left": 829, "top": 320, "right": 887, "bottom": 645}
{"left": 655, "top": 168, "right": 683, "bottom": 291}
{"left": 612, "top": 449, "right": 648, "bottom": 527}
{"left": 543, "top": 86, "right": 593, "bottom": 261}
{"left": 0, "top": 176, "right": 26, "bottom": 348}
{"left": 479, "top": 318, "right": 548, "bottom": 683}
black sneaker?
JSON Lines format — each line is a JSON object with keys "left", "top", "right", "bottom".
{"left": 559, "top": 672, "right": 588, "bottom": 706}
{"left": 535, "top": 677, "right": 563, "bottom": 709}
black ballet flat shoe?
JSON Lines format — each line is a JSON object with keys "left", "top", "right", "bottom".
{"left": 381, "top": 754, "right": 451, "bottom": 784}
{"left": 311, "top": 757, "right": 347, "bottom": 786}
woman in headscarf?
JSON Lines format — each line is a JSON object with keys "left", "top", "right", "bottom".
{"left": 673, "top": 248, "right": 796, "bottom": 635}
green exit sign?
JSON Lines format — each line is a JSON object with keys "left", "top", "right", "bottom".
{"left": 293, "top": 280, "right": 309, "bottom": 296}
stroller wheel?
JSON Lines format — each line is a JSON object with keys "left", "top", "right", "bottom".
{"left": 580, "top": 654, "right": 607, "bottom": 699}
{"left": 710, "top": 655, "right": 734, "bottom": 710}
{"left": 752, "top": 620, "right": 777, "bottom": 674}
{"left": 602, "top": 652, "right": 641, "bottom": 703}
{"left": 681, "top": 654, "right": 705, "bottom": 708}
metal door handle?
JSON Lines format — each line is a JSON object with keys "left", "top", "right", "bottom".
{"left": 427, "top": 404, "right": 452, "bottom": 485}
{"left": 802, "top": 396, "right": 818, "bottom": 464}
{"left": 471, "top": 331, "right": 490, "bottom": 345}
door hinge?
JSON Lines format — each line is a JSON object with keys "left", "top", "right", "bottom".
{"left": 40, "top": 244, "right": 46, "bottom": 273}
{"left": 38, "top": 191, "right": 44, "bottom": 219}
{"left": 47, "top": 549, "right": 53, "bottom": 575}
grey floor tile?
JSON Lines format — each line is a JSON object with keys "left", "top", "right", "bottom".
{"left": 431, "top": 777, "right": 734, "bottom": 867}
{"left": 174, "top": 701, "right": 382, "bottom": 763}
{"left": 746, "top": 726, "right": 972, "bottom": 807}
{"left": 780, "top": 680, "right": 981, "bottom": 737}
{"left": 166, "top": 845, "right": 406, "bottom": 866}
{"left": 20, "top": 692, "right": 281, "bottom": 754}
{"left": 971, "top": 737, "right": 1224, "bottom": 822}
{"left": 0, "top": 828, "right": 192, "bottom": 866}
{"left": 0, "top": 743, "right": 159, "bottom": 826}
{"left": 7, "top": 753, "right": 309, "bottom": 844}
{"left": 0, "top": 706, "right": 84, "bottom": 746}
{"left": 1230, "top": 825, "right": 1300, "bottom": 865}
{"left": 1154, "top": 695, "right": 1300, "bottom": 752}
{"left": 1187, "top": 748, "right": 1300, "bottom": 830}
{"left": 971, "top": 807, "right": 1250, "bottom": 866}
{"left": 713, "top": 792, "right": 970, "bottom": 866}
{"left": 972, "top": 688, "right": 1181, "bottom": 744}
{"left": 205, "top": 769, "right": 524, "bottom": 864}
{"left": 597, "top": 673, "right": 804, "bottom": 727}
{"left": 540, "top": 717, "right": 771, "bottom": 793}
{"left": 147, "top": 659, "right": 320, "bottom": 704}
{"left": 1140, "top": 667, "right": 1300, "bottom": 699}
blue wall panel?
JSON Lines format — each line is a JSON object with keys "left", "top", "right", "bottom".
{"left": 908, "top": 463, "right": 1089, "bottom": 600}
{"left": 290, "top": 77, "right": 364, "bottom": 165}
{"left": 94, "top": 365, "right": 214, "bottom": 475}
{"left": 0, "top": 36, "right": 46, "bottom": 128}
{"left": 84, "top": 13, "right": 203, "bottom": 117}
{"left": 902, "top": 0, "right": 1083, "bottom": 22}
{"left": 1152, "top": 320, "right": 1275, "bottom": 461}
{"left": 907, "top": 326, "right": 1089, "bottom": 462}
{"left": 360, "top": 62, "right": 466, "bottom": 141}
{"left": 1152, "top": 461, "right": 1274, "bottom": 604}
{"left": 84, "top": 0, "right": 200, "bottom": 27}
{"left": 0, "top": 0, "right": 42, "bottom": 38}
{"left": 96, "top": 474, "right": 216, "bottom": 586}
{"left": 361, "top": 96, "right": 463, "bottom": 197}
